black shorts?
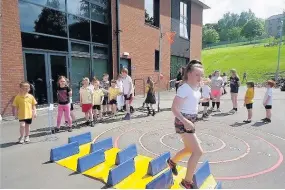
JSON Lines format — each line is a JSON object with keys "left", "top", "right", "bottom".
{"left": 265, "top": 105, "right": 272, "bottom": 109}
{"left": 70, "top": 103, "right": 74, "bottom": 111}
{"left": 93, "top": 105, "right": 101, "bottom": 110}
{"left": 19, "top": 118, "right": 32, "bottom": 124}
{"left": 230, "top": 88, "right": 239, "bottom": 93}
{"left": 246, "top": 103, "right": 253, "bottom": 109}
{"left": 124, "top": 94, "right": 133, "bottom": 101}
{"left": 109, "top": 99, "right": 117, "bottom": 105}
{"left": 202, "top": 102, "right": 210, "bottom": 107}
{"left": 102, "top": 96, "right": 108, "bottom": 105}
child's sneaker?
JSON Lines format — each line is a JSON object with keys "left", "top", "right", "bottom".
{"left": 180, "top": 179, "right": 195, "bottom": 189}
{"left": 264, "top": 118, "right": 271, "bottom": 123}
{"left": 216, "top": 108, "right": 221, "bottom": 112}
{"left": 90, "top": 121, "right": 94, "bottom": 127}
{"left": 202, "top": 113, "right": 208, "bottom": 118}
{"left": 68, "top": 128, "right": 73, "bottom": 132}
{"left": 152, "top": 110, "right": 156, "bottom": 116}
{"left": 18, "top": 137, "right": 24, "bottom": 144}
{"left": 167, "top": 159, "right": 178, "bottom": 176}
{"left": 24, "top": 136, "right": 30, "bottom": 143}
{"left": 243, "top": 120, "right": 251, "bottom": 123}
{"left": 123, "top": 113, "right": 131, "bottom": 120}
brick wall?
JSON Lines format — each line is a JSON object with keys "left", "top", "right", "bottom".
{"left": 118, "top": 0, "right": 171, "bottom": 94}
{"left": 189, "top": 2, "right": 203, "bottom": 61}
{"left": 0, "top": 0, "right": 24, "bottom": 116}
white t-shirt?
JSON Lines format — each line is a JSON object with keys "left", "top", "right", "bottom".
{"left": 88, "top": 84, "right": 94, "bottom": 93}
{"left": 263, "top": 88, "right": 273, "bottom": 105}
{"left": 176, "top": 83, "right": 201, "bottom": 114}
{"left": 122, "top": 75, "right": 134, "bottom": 95}
{"left": 80, "top": 86, "right": 93, "bottom": 104}
{"left": 222, "top": 76, "right": 228, "bottom": 83}
{"left": 211, "top": 76, "right": 224, "bottom": 90}
{"left": 116, "top": 80, "right": 123, "bottom": 92}
{"left": 201, "top": 85, "right": 211, "bottom": 98}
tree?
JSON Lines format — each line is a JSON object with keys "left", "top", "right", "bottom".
{"left": 34, "top": 0, "right": 66, "bottom": 37}
{"left": 238, "top": 9, "right": 256, "bottom": 27}
{"left": 203, "top": 28, "right": 220, "bottom": 44}
{"left": 241, "top": 19, "right": 264, "bottom": 41}
{"left": 228, "top": 27, "right": 241, "bottom": 41}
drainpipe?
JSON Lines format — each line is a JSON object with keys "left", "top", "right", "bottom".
{"left": 116, "top": 0, "right": 121, "bottom": 75}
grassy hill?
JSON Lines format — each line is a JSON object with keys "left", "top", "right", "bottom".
{"left": 202, "top": 44, "right": 285, "bottom": 83}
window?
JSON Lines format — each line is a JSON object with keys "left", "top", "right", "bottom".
{"left": 145, "top": 0, "right": 160, "bottom": 27}
{"left": 19, "top": 1, "right": 67, "bottom": 37}
{"left": 67, "top": 0, "right": 90, "bottom": 19}
{"left": 91, "top": 3, "right": 108, "bottom": 23}
{"left": 180, "top": 2, "right": 188, "bottom": 39}
{"left": 21, "top": 32, "right": 68, "bottom": 51}
{"left": 155, "top": 50, "right": 159, "bottom": 71}
{"left": 68, "top": 15, "right": 90, "bottom": 41}
{"left": 23, "top": 0, "right": 66, "bottom": 11}
{"left": 91, "top": 21, "right": 109, "bottom": 44}
{"left": 71, "top": 43, "right": 90, "bottom": 53}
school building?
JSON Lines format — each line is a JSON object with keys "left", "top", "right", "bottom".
{"left": 0, "top": 0, "right": 209, "bottom": 116}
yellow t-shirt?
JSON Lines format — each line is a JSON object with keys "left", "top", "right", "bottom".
{"left": 12, "top": 94, "right": 37, "bottom": 120}
{"left": 145, "top": 84, "right": 150, "bottom": 94}
{"left": 80, "top": 86, "right": 93, "bottom": 104}
{"left": 245, "top": 88, "right": 254, "bottom": 104}
{"left": 109, "top": 87, "right": 120, "bottom": 100}
{"left": 93, "top": 89, "right": 104, "bottom": 105}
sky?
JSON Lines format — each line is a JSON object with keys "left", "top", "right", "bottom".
{"left": 202, "top": 0, "right": 285, "bottom": 24}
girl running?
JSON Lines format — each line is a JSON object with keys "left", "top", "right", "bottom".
{"left": 55, "top": 76, "right": 72, "bottom": 133}
{"left": 167, "top": 60, "right": 204, "bottom": 189}
{"left": 243, "top": 82, "right": 255, "bottom": 123}
{"left": 210, "top": 70, "right": 223, "bottom": 112}
{"left": 145, "top": 77, "right": 156, "bottom": 116}
{"left": 229, "top": 69, "right": 240, "bottom": 114}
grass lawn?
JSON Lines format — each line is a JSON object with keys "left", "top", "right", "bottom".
{"left": 202, "top": 44, "right": 285, "bottom": 83}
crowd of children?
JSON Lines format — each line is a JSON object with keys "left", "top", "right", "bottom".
{"left": 12, "top": 63, "right": 275, "bottom": 151}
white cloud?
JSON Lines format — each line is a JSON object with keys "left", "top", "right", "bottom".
{"left": 203, "top": 0, "right": 285, "bottom": 24}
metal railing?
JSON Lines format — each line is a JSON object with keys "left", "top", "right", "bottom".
{"left": 133, "top": 78, "right": 145, "bottom": 97}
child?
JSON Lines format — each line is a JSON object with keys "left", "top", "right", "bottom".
{"left": 100, "top": 74, "right": 110, "bottom": 116}
{"left": 65, "top": 78, "right": 76, "bottom": 128}
{"left": 222, "top": 72, "right": 228, "bottom": 95}
{"left": 145, "top": 77, "right": 156, "bottom": 116}
{"left": 201, "top": 78, "right": 211, "bottom": 118}
{"left": 229, "top": 69, "right": 240, "bottom": 114}
{"left": 116, "top": 74, "right": 125, "bottom": 112}
{"left": 55, "top": 76, "right": 72, "bottom": 133}
{"left": 210, "top": 70, "right": 223, "bottom": 112}
{"left": 121, "top": 68, "right": 134, "bottom": 120}
{"left": 108, "top": 80, "right": 121, "bottom": 116}
{"left": 92, "top": 80, "right": 104, "bottom": 122}
{"left": 243, "top": 82, "right": 255, "bottom": 123}
{"left": 262, "top": 80, "right": 275, "bottom": 123}
{"left": 80, "top": 77, "right": 94, "bottom": 127}
{"left": 13, "top": 82, "right": 37, "bottom": 143}
{"left": 167, "top": 60, "right": 204, "bottom": 189}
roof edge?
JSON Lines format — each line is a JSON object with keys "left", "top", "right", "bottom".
{"left": 191, "top": 0, "right": 210, "bottom": 9}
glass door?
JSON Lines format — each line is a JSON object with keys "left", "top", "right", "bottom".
{"left": 48, "top": 54, "right": 68, "bottom": 103}
{"left": 24, "top": 52, "right": 49, "bottom": 105}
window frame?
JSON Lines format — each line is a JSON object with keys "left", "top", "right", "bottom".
{"left": 179, "top": 1, "right": 188, "bottom": 39}
{"left": 145, "top": 0, "right": 160, "bottom": 28}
